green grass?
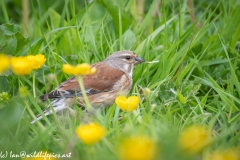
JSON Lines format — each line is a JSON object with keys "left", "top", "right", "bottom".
{"left": 0, "top": 0, "right": 240, "bottom": 159}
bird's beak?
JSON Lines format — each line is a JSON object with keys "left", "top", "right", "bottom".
{"left": 134, "top": 56, "right": 145, "bottom": 65}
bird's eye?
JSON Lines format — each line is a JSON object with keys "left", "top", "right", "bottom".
{"left": 125, "top": 56, "right": 131, "bottom": 60}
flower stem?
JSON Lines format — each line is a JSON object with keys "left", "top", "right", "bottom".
{"left": 33, "top": 71, "right": 36, "bottom": 98}
{"left": 25, "top": 100, "right": 45, "bottom": 129}
{"left": 76, "top": 76, "right": 92, "bottom": 110}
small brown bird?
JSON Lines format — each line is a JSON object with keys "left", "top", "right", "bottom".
{"left": 31, "top": 50, "right": 145, "bottom": 124}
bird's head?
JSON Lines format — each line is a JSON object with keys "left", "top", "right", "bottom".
{"left": 103, "top": 50, "right": 145, "bottom": 76}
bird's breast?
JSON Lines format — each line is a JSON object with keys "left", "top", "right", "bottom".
{"left": 112, "top": 74, "right": 132, "bottom": 95}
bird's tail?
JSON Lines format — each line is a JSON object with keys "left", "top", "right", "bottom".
{"left": 31, "top": 98, "right": 67, "bottom": 124}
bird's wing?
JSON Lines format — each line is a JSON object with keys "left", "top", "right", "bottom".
{"left": 40, "top": 62, "right": 125, "bottom": 100}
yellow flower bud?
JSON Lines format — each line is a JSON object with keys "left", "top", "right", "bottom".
{"left": 0, "top": 92, "right": 10, "bottom": 102}
{"left": 76, "top": 122, "right": 106, "bottom": 145}
{"left": 143, "top": 88, "right": 151, "bottom": 97}
{"left": 115, "top": 96, "right": 140, "bottom": 112}
{"left": 47, "top": 73, "right": 56, "bottom": 81}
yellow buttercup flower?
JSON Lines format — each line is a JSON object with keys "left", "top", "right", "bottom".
{"left": 76, "top": 122, "right": 106, "bottom": 145}
{"left": 115, "top": 96, "right": 140, "bottom": 112}
{"left": 11, "top": 56, "right": 34, "bottom": 75}
{"left": 209, "top": 149, "right": 239, "bottom": 160}
{"left": 62, "top": 64, "right": 72, "bottom": 74}
{"left": 10, "top": 54, "right": 46, "bottom": 75}
{"left": 26, "top": 54, "right": 46, "bottom": 69}
{"left": 62, "top": 63, "right": 96, "bottom": 76}
{"left": 178, "top": 125, "right": 211, "bottom": 154}
{"left": 0, "top": 54, "right": 10, "bottom": 74}
{"left": 118, "top": 136, "right": 158, "bottom": 160}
